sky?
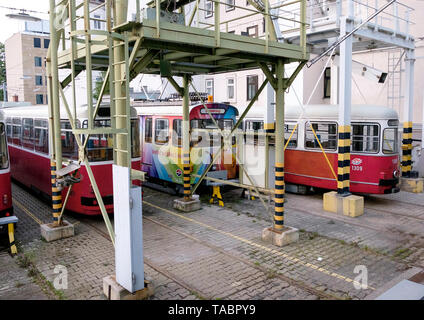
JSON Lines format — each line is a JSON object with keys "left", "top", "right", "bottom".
{"left": 0, "top": 0, "right": 50, "bottom": 43}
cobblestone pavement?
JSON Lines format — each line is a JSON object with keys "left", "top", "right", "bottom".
{"left": 0, "top": 251, "right": 48, "bottom": 300}
{"left": 5, "top": 182, "right": 423, "bottom": 300}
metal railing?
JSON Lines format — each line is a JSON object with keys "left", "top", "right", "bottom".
{"left": 300, "top": 0, "right": 414, "bottom": 37}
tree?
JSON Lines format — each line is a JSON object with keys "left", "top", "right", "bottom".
{"left": 0, "top": 42, "right": 6, "bottom": 101}
{"left": 93, "top": 71, "right": 109, "bottom": 101}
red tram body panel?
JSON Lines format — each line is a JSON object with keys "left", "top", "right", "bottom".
{"left": 284, "top": 150, "right": 398, "bottom": 194}
{"left": 243, "top": 104, "right": 400, "bottom": 195}
{"left": 3, "top": 104, "right": 141, "bottom": 216}
{"left": 0, "top": 111, "right": 13, "bottom": 219}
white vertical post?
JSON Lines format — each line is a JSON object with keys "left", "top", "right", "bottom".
{"left": 337, "top": 16, "right": 353, "bottom": 195}
{"left": 339, "top": 17, "right": 352, "bottom": 127}
{"left": 265, "top": 83, "right": 275, "bottom": 132}
{"left": 401, "top": 49, "right": 414, "bottom": 177}
{"left": 403, "top": 49, "right": 414, "bottom": 125}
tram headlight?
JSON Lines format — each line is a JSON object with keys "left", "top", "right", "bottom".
{"left": 393, "top": 170, "right": 399, "bottom": 178}
{"left": 3, "top": 194, "right": 7, "bottom": 205}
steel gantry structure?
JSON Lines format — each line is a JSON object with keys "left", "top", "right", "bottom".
{"left": 47, "top": 0, "right": 308, "bottom": 240}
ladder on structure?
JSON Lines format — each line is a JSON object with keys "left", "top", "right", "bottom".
{"left": 109, "top": 34, "right": 132, "bottom": 169}
{"left": 387, "top": 49, "right": 404, "bottom": 114}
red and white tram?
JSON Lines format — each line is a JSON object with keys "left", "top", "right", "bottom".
{"left": 0, "top": 109, "right": 13, "bottom": 222}
{"left": 3, "top": 104, "right": 141, "bottom": 215}
{"left": 242, "top": 104, "right": 400, "bottom": 194}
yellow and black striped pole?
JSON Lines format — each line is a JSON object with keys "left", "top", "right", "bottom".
{"left": 182, "top": 74, "right": 192, "bottom": 201}
{"left": 273, "top": 59, "right": 285, "bottom": 231}
{"left": 337, "top": 125, "right": 351, "bottom": 195}
{"left": 401, "top": 122, "right": 413, "bottom": 178}
{"left": 51, "top": 160, "right": 62, "bottom": 226}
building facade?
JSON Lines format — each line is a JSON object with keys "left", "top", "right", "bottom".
{"left": 5, "top": 22, "right": 50, "bottom": 105}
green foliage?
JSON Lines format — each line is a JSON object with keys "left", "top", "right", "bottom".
{"left": 93, "top": 71, "right": 109, "bottom": 101}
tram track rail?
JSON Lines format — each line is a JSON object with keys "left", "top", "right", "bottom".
{"left": 81, "top": 208, "right": 341, "bottom": 300}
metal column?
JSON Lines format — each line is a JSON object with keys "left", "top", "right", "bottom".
{"left": 114, "top": 0, "right": 129, "bottom": 168}
{"left": 337, "top": 16, "right": 353, "bottom": 196}
{"left": 48, "top": 0, "right": 63, "bottom": 226}
{"left": 274, "top": 59, "right": 285, "bottom": 231}
{"left": 182, "top": 74, "right": 192, "bottom": 201}
{"left": 402, "top": 49, "right": 415, "bottom": 177}
{"left": 265, "top": 83, "right": 275, "bottom": 133}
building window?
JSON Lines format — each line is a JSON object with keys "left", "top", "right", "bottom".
{"left": 227, "top": 78, "right": 235, "bottom": 100}
{"left": 246, "top": 25, "right": 258, "bottom": 38}
{"left": 44, "top": 39, "right": 50, "bottom": 49}
{"left": 324, "top": 67, "right": 331, "bottom": 98}
{"left": 36, "top": 94, "right": 44, "bottom": 104}
{"left": 34, "top": 37, "right": 41, "bottom": 48}
{"left": 93, "top": 15, "right": 101, "bottom": 29}
{"left": 34, "top": 57, "right": 42, "bottom": 67}
{"left": 226, "top": 0, "right": 235, "bottom": 11}
{"left": 205, "top": 79, "right": 214, "bottom": 98}
{"left": 305, "top": 122, "right": 337, "bottom": 151}
{"left": 35, "top": 75, "right": 43, "bottom": 86}
{"left": 205, "top": 0, "right": 213, "bottom": 18}
{"left": 246, "top": 75, "right": 258, "bottom": 101}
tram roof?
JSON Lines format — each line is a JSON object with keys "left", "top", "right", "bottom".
{"left": 0, "top": 104, "right": 138, "bottom": 119}
{"left": 133, "top": 102, "right": 236, "bottom": 116}
{"left": 245, "top": 104, "right": 399, "bottom": 121}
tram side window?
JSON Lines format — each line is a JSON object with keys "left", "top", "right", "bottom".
{"left": 6, "top": 118, "right": 12, "bottom": 144}
{"left": 12, "top": 118, "right": 22, "bottom": 146}
{"left": 305, "top": 122, "right": 337, "bottom": 150}
{"left": 351, "top": 124, "right": 379, "bottom": 153}
{"left": 244, "top": 120, "right": 264, "bottom": 145}
{"left": 145, "top": 118, "right": 152, "bottom": 143}
{"left": 22, "top": 118, "right": 34, "bottom": 150}
{"left": 172, "top": 119, "right": 182, "bottom": 147}
{"left": 34, "top": 119, "right": 49, "bottom": 154}
{"left": 131, "top": 119, "right": 141, "bottom": 158}
{"left": 285, "top": 124, "right": 298, "bottom": 148}
{"left": 155, "top": 119, "right": 169, "bottom": 145}
{"left": 383, "top": 128, "right": 398, "bottom": 154}
{"left": 61, "top": 121, "right": 78, "bottom": 160}
{"left": 83, "top": 119, "right": 113, "bottom": 162}
{"left": 0, "top": 123, "right": 9, "bottom": 169}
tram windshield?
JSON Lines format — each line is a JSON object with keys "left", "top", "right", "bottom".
{"left": 0, "top": 123, "right": 9, "bottom": 169}
{"left": 382, "top": 128, "right": 398, "bottom": 154}
{"left": 351, "top": 124, "right": 379, "bottom": 153}
{"left": 190, "top": 119, "right": 234, "bottom": 146}
{"left": 82, "top": 119, "right": 140, "bottom": 162}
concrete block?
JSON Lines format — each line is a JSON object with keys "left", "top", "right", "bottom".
{"left": 262, "top": 226, "right": 299, "bottom": 247}
{"left": 173, "top": 194, "right": 201, "bottom": 212}
{"left": 40, "top": 220, "right": 74, "bottom": 242}
{"left": 103, "top": 275, "right": 154, "bottom": 300}
{"left": 323, "top": 191, "right": 338, "bottom": 213}
{"left": 400, "top": 177, "right": 424, "bottom": 193}
{"left": 343, "top": 195, "right": 364, "bottom": 217}
{"left": 323, "top": 192, "right": 364, "bottom": 217}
